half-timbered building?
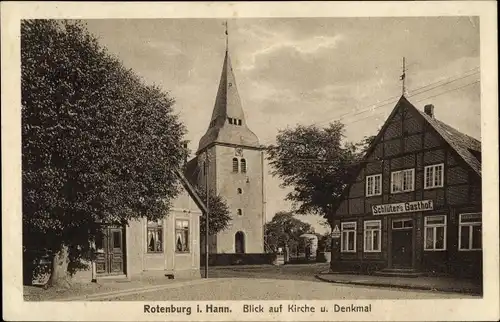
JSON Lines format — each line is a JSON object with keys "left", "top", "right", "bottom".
{"left": 328, "top": 96, "right": 482, "bottom": 278}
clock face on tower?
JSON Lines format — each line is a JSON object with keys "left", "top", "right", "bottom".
{"left": 235, "top": 148, "right": 243, "bottom": 157}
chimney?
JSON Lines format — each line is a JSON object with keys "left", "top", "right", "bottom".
{"left": 424, "top": 104, "right": 435, "bottom": 118}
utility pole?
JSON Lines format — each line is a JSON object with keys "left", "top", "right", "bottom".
{"left": 204, "top": 152, "right": 209, "bottom": 278}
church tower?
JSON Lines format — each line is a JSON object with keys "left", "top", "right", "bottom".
{"left": 191, "top": 26, "right": 266, "bottom": 254}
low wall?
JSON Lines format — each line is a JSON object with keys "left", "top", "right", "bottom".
{"left": 201, "top": 253, "right": 277, "bottom": 266}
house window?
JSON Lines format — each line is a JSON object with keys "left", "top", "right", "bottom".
{"left": 341, "top": 222, "right": 356, "bottom": 253}
{"left": 228, "top": 118, "right": 233, "bottom": 124}
{"left": 175, "top": 219, "right": 190, "bottom": 253}
{"left": 392, "top": 219, "right": 413, "bottom": 230}
{"left": 237, "top": 188, "right": 242, "bottom": 194}
{"left": 366, "top": 174, "right": 382, "bottom": 196}
{"left": 424, "top": 215, "right": 446, "bottom": 251}
{"left": 237, "top": 209, "right": 243, "bottom": 216}
{"left": 364, "top": 220, "right": 381, "bottom": 252}
{"left": 459, "top": 213, "right": 482, "bottom": 251}
{"left": 424, "top": 163, "right": 444, "bottom": 189}
{"left": 232, "top": 158, "right": 239, "bottom": 173}
{"left": 147, "top": 219, "right": 163, "bottom": 253}
{"left": 241, "top": 159, "right": 247, "bottom": 173}
{"left": 238, "top": 119, "right": 242, "bottom": 125}
{"left": 391, "top": 168, "right": 414, "bottom": 193}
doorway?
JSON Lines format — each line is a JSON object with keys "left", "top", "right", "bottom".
{"left": 235, "top": 231, "right": 245, "bottom": 254}
{"left": 95, "top": 226, "right": 125, "bottom": 275}
{"left": 391, "top": 219, "right": 413, "bottom": 268}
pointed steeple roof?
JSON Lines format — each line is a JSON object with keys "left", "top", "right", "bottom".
{"left": 197, "top": 50, "right": 260, "bottom": 153}
{"left": 211, "top": 51, "right": 246, "bottom": 123}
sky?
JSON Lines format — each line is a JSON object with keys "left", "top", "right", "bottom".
{"left": 84, "top": 17, "right": 480, "bottom": 234}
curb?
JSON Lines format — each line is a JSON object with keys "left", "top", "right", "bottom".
{"left": 61, "top": 278, "right": 214, "bottom": 301}
{"left": 314, "top": 274, "right": 482, "bottom": 296}
{"left": 213, "top": 263, "right": 329, "bottom": 270}
{"left": 213, "top": 265, "right": 276, "bottom": 270}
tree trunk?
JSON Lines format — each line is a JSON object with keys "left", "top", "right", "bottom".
{"left": 49, "top": 245, "right": 71, "bottom": 289}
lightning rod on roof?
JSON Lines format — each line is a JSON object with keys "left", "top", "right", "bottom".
{"left": 224, "top": 20, "right": 228, "bottom": 52}
{"left": 400, "top": 57, "right": 408, "bottom": 96}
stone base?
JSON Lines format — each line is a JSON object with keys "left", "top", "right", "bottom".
{"left": 71, "top": 267, "right": 201, "bottom": 283}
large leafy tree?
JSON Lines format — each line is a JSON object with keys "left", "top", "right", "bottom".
{"left": 22, "top": 20, "right": 188, "bottom": 287}
{"left": 264, "top": 211, "right": 314, "bottom": 253}
{"left": 196, "top": 187, "right": 231, "bottom": 236}
{"left": 266, "top": 122, "right": 374, "bottom": 226}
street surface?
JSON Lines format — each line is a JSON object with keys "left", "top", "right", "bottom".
{"left": 104, "top": 277, "right": 475, "bottom": 301}
{"left": 202, "top": 263, "right": 329, "bottom": 281}
{"left": 101, "top": 264, "right": 477, "bottom": 301}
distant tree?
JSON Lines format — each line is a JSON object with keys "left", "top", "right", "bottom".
{"left": 360, "top": 134, "right": 377, "bottom": 151}
{"left": 22, "top": 20, "right": 187, "bottom": 288}
{"left": 266, "top": 122, "right": 374, "bottom": 227}
{"left": 317, "top": 232, "right": 333, "bottom": 252}
{"left": 264, "top": 211, "right": 314, "bottom": 253}
{"left": 318, "top": 218, "right": 332, "bottom": 232}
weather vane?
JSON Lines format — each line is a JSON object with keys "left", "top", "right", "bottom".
{"left": 400, "top": 57, "right": 407, "bottom": 96}
{"left": 224, "top": 20, "right": 228, "bottom": 52}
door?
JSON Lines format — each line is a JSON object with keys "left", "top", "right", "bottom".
{"left": 235, "top": 231, "right": 245, "bottom": 254}
{"left": 391, "top": 219, "right": 413, "bottom": 268}
{"left": 95, "top": 226, "right": 125, "bottom": 275}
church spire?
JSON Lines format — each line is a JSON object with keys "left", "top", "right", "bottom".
{"left": 196, "top": 22, "right": 260, "bottom": 153}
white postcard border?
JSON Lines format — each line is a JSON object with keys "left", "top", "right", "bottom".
{"left": 2, "top": 1, "right": 498, "bottom": 321}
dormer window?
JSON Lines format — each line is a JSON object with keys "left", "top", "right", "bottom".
{"left": 227, "top": 117, "right": 242, "bottom": 126}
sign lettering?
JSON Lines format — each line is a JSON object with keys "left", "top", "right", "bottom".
{"left": 372, "top": 200, "right": 434, "bottom": 215}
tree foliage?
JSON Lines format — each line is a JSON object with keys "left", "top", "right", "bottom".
{"left": 266, "top": 122, "right": 374, "bottom": 225}
{"left": 317, "top": 232, "right": 333, "bottom": 252}
{"left": 21, "top": 20, "right": 188, "bottom": 284}
{"left": 264, "top": 211, "right": 314, "bottom": 253}
{"left": 196, "top": 187, "right": 231, "bottom": 236}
